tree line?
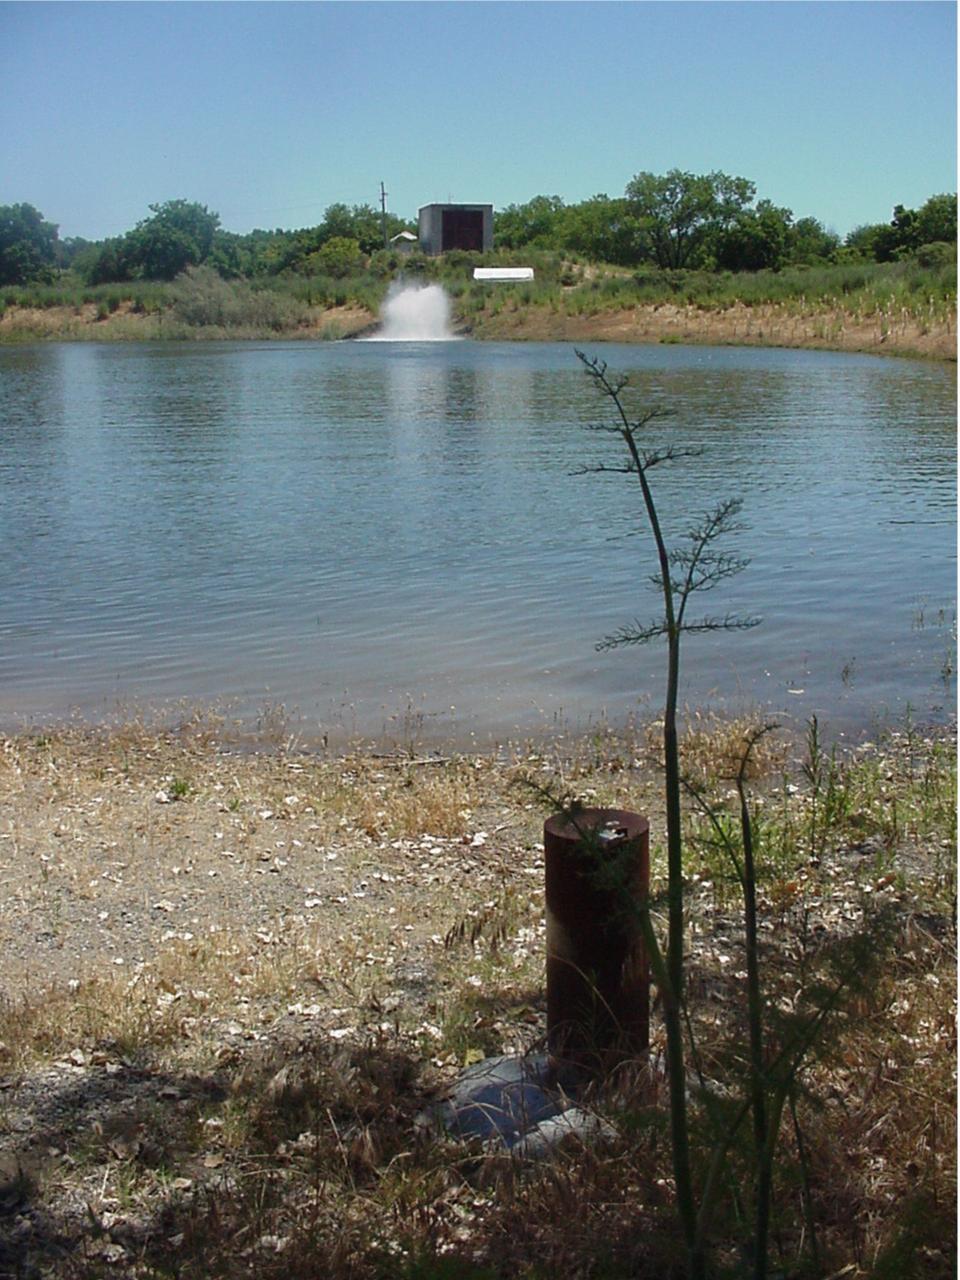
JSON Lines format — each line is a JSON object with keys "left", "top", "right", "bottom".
{"left": 1, "top": 169, "right": 956, "bottom": 288}
{"left": 494, "top": 173, "right": 956, "bottom": 272}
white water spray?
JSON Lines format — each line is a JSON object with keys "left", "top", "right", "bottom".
{"left": 364, "top": 282, "right": 458, "bottom": 342}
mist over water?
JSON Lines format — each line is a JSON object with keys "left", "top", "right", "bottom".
{"left": 363, "top": 282, "right": 458, "bottom": 342}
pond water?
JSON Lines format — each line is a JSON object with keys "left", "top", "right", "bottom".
{"left": 0, "top": 339, "right": 955, "bottom": 746}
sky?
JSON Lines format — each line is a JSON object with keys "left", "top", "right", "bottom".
{"left": 1, "top": 0, "right": 956, "bottom": 243}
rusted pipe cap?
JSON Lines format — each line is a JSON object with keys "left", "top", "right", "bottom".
{"left": 544, "top": 807, "right": 648, "bottom": 848}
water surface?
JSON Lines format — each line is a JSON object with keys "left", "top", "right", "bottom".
{"left": 0, "top": 340, "right": 954, "bottom": 745}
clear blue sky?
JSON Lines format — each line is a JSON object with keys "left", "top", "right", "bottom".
{"left": 2, "top": 0, "right": 955, "bottom": 242}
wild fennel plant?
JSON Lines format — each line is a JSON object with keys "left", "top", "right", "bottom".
{"left": 575, "top": 350, "right": 757, "bottom": 1278}
{"left": 576, "top": 353, "right": 908, "bottom": 1279}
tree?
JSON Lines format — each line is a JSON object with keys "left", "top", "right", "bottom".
{"left": 714, "top": 199, "right": 793, "bottom": 272}
{"left": 843, "top": 221, "right": 889, "bottom": 260}
{"left": 145, "top": 199, "right": 220, "bottom": 259}
{"left": 206, "top": 229, "right": 248, "bottom": 279}
{"left": 556, "top": 195, "right": 643, "bottom": 266}
{"left": 843, "top": 195, "right": 956, "bottom": 264}
{"left": 871, "top": 203, "right": 921, "bottom": 260}
{"left": 80, "top": 200, "right": 222, "bottom": 283}
{"left": 126, "top": 200, "right": 221, "bottom": 280}
{"left": 55, "top": 234, "right": 94, "bottom": 271}
{"left": 625, "top": 170, "right": 756, "bottom": 270}
{"left": 128, "top": 221, "right": 201, "bottom": 281}
{"left": 83, "top": 235, "right": 137, "bottom": 285}
{"left": 0, "top": 203, "right": 59, "bottom": 285}
{"left": 317, "top": 202, "right": 405, "bottom": 255}
{"left": 493, "top": 195, "right": 565, "bottom": 249}
{"left": 786, "top": 216, "right": 839, "bottom": 265}
{"left": 915, "top": 192, "right": 957, "bottom": 248}
{"left": 302, "top": 235, "right": 364, "bottom": 278}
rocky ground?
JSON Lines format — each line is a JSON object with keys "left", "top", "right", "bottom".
{"left": 0, "top": 717, "right": 954, "bottom": 1278}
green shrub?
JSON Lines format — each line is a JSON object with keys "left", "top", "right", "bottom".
{"left": 169, "top": 265, "right": 309, "bottom": 331}
{"left": 913, "top": 241, "right": 956, "bottom": 269}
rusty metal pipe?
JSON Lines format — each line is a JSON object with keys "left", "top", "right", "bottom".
{"left": 544, "top": 807, "right": 649, "bottom": 1074}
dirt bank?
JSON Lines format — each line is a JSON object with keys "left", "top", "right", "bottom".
{"left": 0, "top": 301, "right": 375, "bottom": 343}
{"left": 1, "top": 298, "right": 954, "bottom": 360}
{"left": 470, "top": 298, "right": 957, "bottom": 361}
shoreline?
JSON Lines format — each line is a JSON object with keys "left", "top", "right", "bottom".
{"left": 0, "top": 296, "right": 954, "bottom": 361}
{"left": 467, "top": 297, "right": 957, "bottom": 362}
{"left": 4, "top": 690, "right": 953, "bottom": 764}
{"left": 0, "top": 709, "right": 953, "bottom": 993}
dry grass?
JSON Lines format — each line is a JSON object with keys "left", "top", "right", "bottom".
{"left": 0, "top": 301, "right": 377, "bottom": 343}
{"left": 0, "top": 716, "right": 954, "bottom": 1278}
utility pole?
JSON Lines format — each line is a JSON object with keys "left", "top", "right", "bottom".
{"left": 379, "top": 180, "right": 388, "bottom": 250}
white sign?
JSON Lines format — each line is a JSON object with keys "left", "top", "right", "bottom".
{"left": 472, "top": 267, "right": 535, "bottom": 282}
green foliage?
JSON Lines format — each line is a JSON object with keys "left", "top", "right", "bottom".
{"left": 301, "top": 235, "right": 364, "bottom": 278}
{"left": 6, "top": 179, "right": 955, "bottom": 347}
{"left": 714, "top": 199, "right": 793, "bottom": 272}
{"left": 0, "top": 202, "right": 59, "bottom": 285}
{"left": 625, "top": 169, "right": 756, "bottom": 269}
{"left": 168, "top": 265, "right": 309, "bottom": 332}
{"left": 129, "top": 199, "right": 221, "bottom": 280}
{"left": 83, "top": 234, "right": 135, "bottom": 284}
{"left": 845, "top": 193, "right": 957, "bottom": 264}
{"left": 913, "top": 240, "right": 956, "bottom": 268}
{"left": 273, "top": 203, "right": 412, "bottom": 275}
{"left": 841, "top": 221, "right": 890, "bottom": 261}
{"left": 315, "top": 200, "right": 406, "bottom": 254}
{"left": 146, "top": 199, "right": 219, "bottom": 259}
{"left": 493, "top": 194, "right": 566, "bottom": 248}
{"left": 915, "top": 191, "right": 957, "bottom": 246}
{"left": 81, "top": 199, "right": 221, "bottom": 283}
{"left": 132, "top": 220, "right": 200, "bottom": 281}
{"left": 55, "top": 234, "right": 95, "bottom": 272}
{"left": 786, "top": 215, "right": 840, "bottom": 265}
{"left": 557, "top": 194, "right": 642, "bottom": 266}
{"left": 16, "top": 178, "right": 956, "bottom": 299}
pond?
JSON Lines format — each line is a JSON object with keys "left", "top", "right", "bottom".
{"left": 0, "top": 339, "right": 955, "bottom": 746}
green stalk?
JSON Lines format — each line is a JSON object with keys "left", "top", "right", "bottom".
{"left": 619, "top": 400, "right": 699, "bottom": 1274}
{"left": 738, "top": 756, "right": 769, "bottom": 1280}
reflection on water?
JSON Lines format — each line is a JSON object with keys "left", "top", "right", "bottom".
{"left": 0, "top": 340, "right": 955, "bottom": 745}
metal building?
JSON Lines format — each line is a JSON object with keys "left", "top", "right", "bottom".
{"left": 418, "top": 203, "right": 494, "bottom": 255}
